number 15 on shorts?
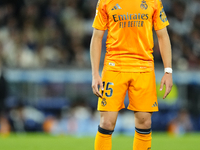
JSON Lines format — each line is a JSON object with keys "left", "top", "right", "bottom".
{"left": 102, "top": 81, "right": 114, "bottom": 97}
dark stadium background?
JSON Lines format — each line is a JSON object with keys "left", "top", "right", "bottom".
{"left": 0, "top": 0, "right": 200, "bottom": 136}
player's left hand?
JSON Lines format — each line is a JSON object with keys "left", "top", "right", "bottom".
{"left": 160, "top": 73, "right": 173, "bottom": 99}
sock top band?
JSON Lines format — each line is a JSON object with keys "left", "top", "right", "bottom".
{"left": 135, "top": 127, "right": 151, "bottom": 134}
{"left": 98, "top": 125, "right": 114, "bottom": 135}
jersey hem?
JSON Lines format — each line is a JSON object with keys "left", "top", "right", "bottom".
{"left": 97, "top": 108, "right": 159, "bottom": 112}
{"left": 103, "top": 66, "right": 155, "bottom": 73}
{"left": 127, "top": 108, "right": 159, "bottom": 112}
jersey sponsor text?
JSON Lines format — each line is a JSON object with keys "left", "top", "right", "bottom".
{"left": 112, "top": 12, "right": 148, "bottom": 28}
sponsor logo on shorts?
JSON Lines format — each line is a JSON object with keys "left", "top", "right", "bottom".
{"left": 152, "top": 102, "right": 158, "bottom": 107}
{"left": 140, "top": 0, "right": 148, "bottom": 10}
{"left": 101, "top": 98, "right": 107, "bottom": 106}
{"left": 147, "top": 147, "right": 151, "bottom": 150}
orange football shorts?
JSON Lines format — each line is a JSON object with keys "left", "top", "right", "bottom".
{"left": 98, "top": 69, "right": 158, "bottom": 112}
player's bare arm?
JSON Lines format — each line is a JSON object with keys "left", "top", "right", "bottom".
{"left": 90, "top": 28, "right": 105, "bottom": 98}
{"left": 156, "top": 27, "right": 173, "bottom": 99}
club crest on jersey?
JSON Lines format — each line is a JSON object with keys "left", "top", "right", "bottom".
{"left": 101, "top": 98, "right": 107, "bottom": 106}
{"left": 140, "top": 0, "right": 148, "bottom": 10}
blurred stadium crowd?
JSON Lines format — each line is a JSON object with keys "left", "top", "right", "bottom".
{"left": 0, "top": 0, "right": 96, "bottom": 69}
{"left": 0, "top": 0, "right": 200, "bottom": 136}
{"left": 0, "top": 0, "right": 200, "bottom": 69}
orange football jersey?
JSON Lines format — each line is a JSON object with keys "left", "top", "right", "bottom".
{"left": 93, "top": 0, "right": 169, "bottom": 72}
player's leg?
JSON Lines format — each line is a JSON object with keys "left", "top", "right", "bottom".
{"left": 95, "top": 70, "right": 129, "bottom": 150}
{"left": 99, "top": 111, "right": 118, "bottom": 130}
{"left": 133, "top": 112, "right": 152, "bottom": 150}
{"left": 95, "top": 111, "right": 118, "bottom": 150}
{"left": 127, "top": 71, "right": 158, "bottom": 150}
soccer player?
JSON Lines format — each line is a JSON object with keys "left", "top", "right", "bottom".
{"left": 90, "top": 0, "right": 173, "bottom": 150}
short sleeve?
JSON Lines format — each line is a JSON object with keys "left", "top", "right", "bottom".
{"left": 92, "top": 0, "right": 108, "bottom": 30}
{"left": 153, "top": 0, "right": 169, "bottom": 31}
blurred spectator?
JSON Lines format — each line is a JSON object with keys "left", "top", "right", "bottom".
{"left": 0, "top": 42, "right": 8, "bottom": 115}
{"left": 9, "top": 103, "right": 45, "bottom": 132}
{"left": 0, "top": 72, "right": 8, "bottom": 115}
{"left": 168, "top": 109, "right": 193, "bottom": 136}
{"left": 168, "top": 1, "right": 193, "bottom": 36}
{"left": 0, "top": 117, "right": 10, "bottom": 137}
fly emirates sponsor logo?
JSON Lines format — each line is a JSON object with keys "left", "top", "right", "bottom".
{"left": 112, "top": 12, "right": 149, "bottom": 28}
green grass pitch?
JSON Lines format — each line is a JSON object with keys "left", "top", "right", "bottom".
{"left": 0, "top": 132, "right": 199, "bottom": 150}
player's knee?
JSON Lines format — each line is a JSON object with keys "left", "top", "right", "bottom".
{"left": 100, "top": 119, "right": 115, "bottom": 130}
{"left": 136, "top": 117, "right": 151, "bottom": 129}
{"left": 143, "top": 119, "right": 151, "bottom": 128}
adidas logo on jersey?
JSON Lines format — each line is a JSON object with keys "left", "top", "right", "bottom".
{"left": 111, "top": 4, "right": 122, "bottom": 10}
{"left": 152, "top": 102, "right": 158, "bottom": 107}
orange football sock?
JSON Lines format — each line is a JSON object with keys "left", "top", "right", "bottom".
{"left": 133, "top": 128, "right": 152, "bottom": 150}
{"left": 94, "top": 126, "right": 114, "bottom": 150}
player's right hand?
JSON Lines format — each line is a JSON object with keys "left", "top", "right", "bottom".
{"left": 92, "top": 74, "right": 104, "bottom": 98}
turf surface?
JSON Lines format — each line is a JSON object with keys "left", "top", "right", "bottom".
{"left": 0, "top": 132, "right": 199, "bottom": 150}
